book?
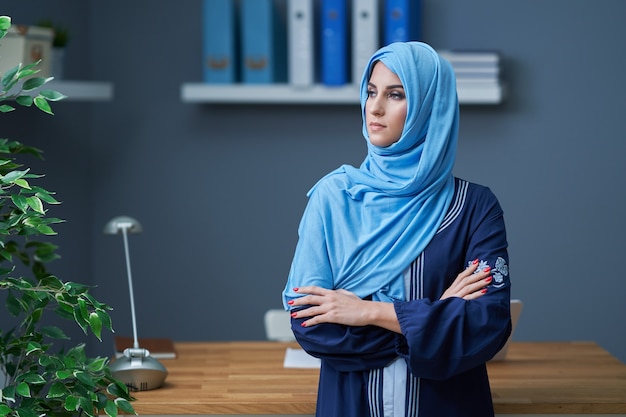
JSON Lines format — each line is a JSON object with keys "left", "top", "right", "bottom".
{"left": 351, "top": 0, "right": 379, "bottom": 85}
{"left": 287, "top": 0, "right": 315, "bottom": 86}
{"left": 202, "top": 0, "right": 237, "bottom": 83}
{"left": 240, "top": 0, "right": 287, "bottom": 83}
{"left": 383, "top": 0, "right": 422, "bottom": 44}
{"left": 320, "top": 0, "right": 348, "bottom": 86}
{"left": 114, "top": 337, "right": 177, "bottom": 359}
{"left": 439, "top": 50, "right": 501, "bottom": 84}
{"left": 438, "top": 50, "right": 500, "bottom": 66}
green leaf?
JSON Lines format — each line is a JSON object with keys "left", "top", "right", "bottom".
{"left": 22, "top": 76, "right": 49, "bottom": 92}
{"left": 56, "top": 369, "right": 73, "bottom": 380}
{"left": 15, "top": 95, "right": 34, "bottom": 107}
{"left": 46, "top": 381, "right": 68, "bottom": 398}
{"left": 36, "top": 224, "right": 57, "bottom": 235}
{"left": 87, "top": 357, "right": 108, "bottom": 373}
{"left": 74, "top": 370, "right": 96, "bottom": 389}
{"left": 16, "top": 382, "right": 30, "bottom": 397}
{"left": 13, "top": 178, "right": 31, "bottom": 189}
{"left": 64, "top": 395, "right": 79, "bottom": 412}
{"left": 38, "top": 89, "right": 67, "bottom": 101}
{"left": 97, "top": 309, "right": 113, "bottom": 332}
{"left": 35, "top": 189, "right": 60, "bottom": 204}
{"left": 10, "top": 194, "right": 29, "bottom": 211}
{"left": 0, "top": 404, "right": 12, "bottom": 416}
{"left": 106, "top": 382, "right": 129, "bottom": 399}
{"left": 40, "top": 325, "right": 69, "bottom": 340}
{"left": 21, "top": 373, "right": 45, "bottom": 384}
{"left": 0, "top": 16, "right": 11, "bottom": 30}
{"left": 33, "top": 96, "right": 53, "bottom": 115}
{"left": 3, "top": 169, "right": 29, "bottom": 183}
{"left": 104, "top": 400, "right": 118, "bottom": 417}
{"left": 2, "top": 386, "right": 16, "bottom": 402}
{"left": 1, "top": 64, "right": 19, "bottom": 87}
{"left": 26, "top": 196, "right": 44, "bottom": 214}
{"left": 89, "top": 312, "right": 103, "bottom": 340}
{"left": 6, "top": 291, "right": 24, "bottom": 316}
{"left": 15, "top": 69, "right": 39, "bottom": 80}
{"left": 79, "top": 396, "right": 95, "bottom": 417}
{"left": 14, "top": 408, "right": 38, "bottom": 417}
{"left": 0, "top": 104, "right": 16, "bottom": 113}
{"left": 38, "top": 274, "right": 64, "bottom": 289}
{"left": 25, "top": 342, "right": 42, "bottom": 355}
{"left": 114, "top": 398, "right": 136, "bottom": 415}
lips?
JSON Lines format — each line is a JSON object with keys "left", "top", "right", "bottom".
{"left": 369, "top": 122, "right": 385, "bottom": 131}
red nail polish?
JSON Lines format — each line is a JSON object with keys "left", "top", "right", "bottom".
{"left": 484, "top": 266, "right": 491, "bottom": 272}
{"left": 293, "top": 287, "right": 299, "bottom": 292}
{"left": 301, "top": 322, "right": 307, "bottom": 327}
{"left": 288, "top": 300, "right": 294, "bottom": 305}
{"left": 481, "top": 288, "right": 488, "bottom": 294}
{"left": 472, "top": 259, "right": 479, "bottom": 265}
{"left": 485, "top": 277, "right": 493, "bottom": 283}
{"left": 291, "top": 312, "right": 297, "bottom": 318}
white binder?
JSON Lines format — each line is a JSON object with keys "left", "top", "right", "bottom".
{"left": 352, "top": 0, "right": 379, "bottom": 85}
{"left": 287, "top": 0, "right": 315, "bottom": 87}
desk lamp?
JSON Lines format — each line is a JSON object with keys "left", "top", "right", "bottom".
{"left": 104, "top": 216, "right": 167, "bottom": 391}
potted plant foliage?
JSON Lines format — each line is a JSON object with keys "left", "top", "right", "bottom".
{"left": 0, "top": 15, "right": 135, "bottom": 417}
{"left": 36, "top": 19, "right": 69, "bottom": 79}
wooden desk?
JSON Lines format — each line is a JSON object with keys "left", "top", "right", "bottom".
{"left": 130, "top": 341, "right": 626, "bottom": 416}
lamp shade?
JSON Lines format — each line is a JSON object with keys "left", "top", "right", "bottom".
{"left": 103, "top": 216, "right": 143, "bottom": 235}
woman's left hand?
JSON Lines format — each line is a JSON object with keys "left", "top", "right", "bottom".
{"left": 288, "top": 286, "right": 401, "bottom": 331}
{"left": 288, "top": 286, "right": 371, "bottom": 328}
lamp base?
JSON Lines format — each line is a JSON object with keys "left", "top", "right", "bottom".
{"left": 110, "top": 347, "right": 168, "bottom": 391}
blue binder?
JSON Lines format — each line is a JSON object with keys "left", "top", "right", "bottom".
{"left": 320, "top": 0, "right": 348, "bottom": 86}
{"left": 383, "top": 0, "right": 422, "bottom": 44}
{"left": 352, "top": 0, "right": 379, "bottom": 84}
{"left": 287, "top": 0, "right": 315, "bottom": 86}
{"left": 202, "top": 0, "right": 236, "bottom": 83}
{"left": 241, "top": 0, "right": 287, "bottom": 83}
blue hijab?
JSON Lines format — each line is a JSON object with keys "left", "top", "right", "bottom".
{"left": 283, "top": 42, "right": 459, "bottom": 307}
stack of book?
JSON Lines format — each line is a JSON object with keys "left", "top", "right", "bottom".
{"left": 438, "top": 50, "right": 503, "bottom": 103}
{"left": 202, "top": 0, "right": 422, "bottom": 87}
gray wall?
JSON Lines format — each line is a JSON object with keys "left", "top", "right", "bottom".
{"left": 4, "top": 0, "right": 625, "bottom": 363}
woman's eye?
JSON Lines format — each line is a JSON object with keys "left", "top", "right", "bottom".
{"left": 366, "top": 90, "right": 377, "bottom": 98}
{"left": 389, "top": 91, "right": 405, "bottom": 100}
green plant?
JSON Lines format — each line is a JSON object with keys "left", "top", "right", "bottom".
{"left": 0, "top": 16, "right": 135, "bottom": 417}
{"left": 36, "top": 20, "right": 69, "bottom": 48}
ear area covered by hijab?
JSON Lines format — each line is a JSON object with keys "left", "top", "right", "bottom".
{"left": 283, "top": 42, "right": 460, "bottom": 307}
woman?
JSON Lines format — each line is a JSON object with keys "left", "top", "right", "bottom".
{"left": 282, "top": 42, "right": 511, "bottom": 417}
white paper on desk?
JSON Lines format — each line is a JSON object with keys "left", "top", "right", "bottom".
{"left": 283, "top": 347, "right": 321, "bottom": 368}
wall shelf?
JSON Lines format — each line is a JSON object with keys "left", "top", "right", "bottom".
{"left": 180, "top": 82, "right": 504, "bottom": 105}
{"left": 46, "top": 80, "right": 114, "bottom": 102}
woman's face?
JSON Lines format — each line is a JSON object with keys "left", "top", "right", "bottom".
{"left": 365, "top": 62, "right": 407, "bottom": 148}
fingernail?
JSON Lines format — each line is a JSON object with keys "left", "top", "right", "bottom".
{"left": 287, "top": 300, "right": 294, "bottom": 305}
{"left": 484, "top": 266, "right": 491, "bottom": 272}
{"left": 291, "top": 312, "right": 297, "bottom": 318}
{"left": 481, "top": 288, "right": 488, "bottom": 294}
{"left": 293, "top": 287, "right": 299, "bottom": 292}
{"left": 301, "top": 322, "right": 307, "bottom": 327}
{"left": 485, "top": 277, "right": 493, "bottom": 283}
{"left": 472, "top": 259, "right": 479, "bottom": 265}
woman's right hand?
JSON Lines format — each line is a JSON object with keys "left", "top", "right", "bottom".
{"left": 440, "top": 260, "right": 492, "bottom": 300}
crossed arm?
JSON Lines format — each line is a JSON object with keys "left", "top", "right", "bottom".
{"left": 288, "top": 260, "right": 493, "bottom": 332}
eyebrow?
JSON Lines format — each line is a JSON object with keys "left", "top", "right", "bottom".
{"left": 368, "top": 82, "right": 405, "bottom": 90}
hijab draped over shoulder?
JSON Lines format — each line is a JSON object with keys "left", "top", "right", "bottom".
{"left": 283, "top": 42, "right": 459, "bottom": 306}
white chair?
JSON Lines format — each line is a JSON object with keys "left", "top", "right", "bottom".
{"left": 264, "top": 309, "right": 296, "bottom": 341}
{"left": 490, "top": 299, "right": 523, "bottom": 361}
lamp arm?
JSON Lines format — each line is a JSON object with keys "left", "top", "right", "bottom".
{"left": 121, "top": 226, "right": 140, "bottom": 349}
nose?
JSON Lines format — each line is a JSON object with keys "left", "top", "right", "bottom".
{"left": 367, "top": 95, "right": 384, "bottom": 116}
